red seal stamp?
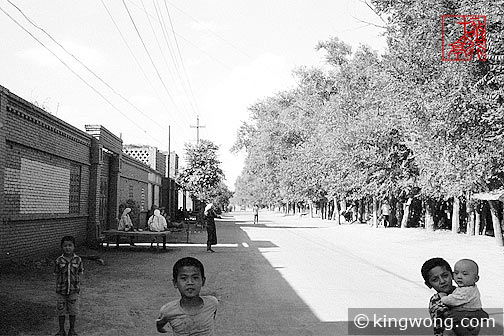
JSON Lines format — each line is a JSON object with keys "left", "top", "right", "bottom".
{"left": 442, "top": 15, "right": 487, "bottom": 61}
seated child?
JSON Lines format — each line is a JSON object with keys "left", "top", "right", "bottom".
{"left": 421, "top": 258, "right": 488, "bottom": 336}
{"left": 156, "top": 257, "right": 218, "bottom": 335}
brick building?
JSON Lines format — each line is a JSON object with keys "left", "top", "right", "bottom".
{"left": 0, "top": 86, "right": 167, "bottom": 263}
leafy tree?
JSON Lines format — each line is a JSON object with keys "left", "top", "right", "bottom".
{"left": 177, "top": 140, "right": 224, "bottom": 202}
{"left": 207, "top": 182, "right": 234, "bottom": 211}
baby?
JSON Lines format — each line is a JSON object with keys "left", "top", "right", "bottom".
{"left": 439, "top": 259, "right": 481, "bottom": 310}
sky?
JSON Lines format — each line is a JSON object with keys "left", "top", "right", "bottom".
{"left": 0, "top": 0, "right": 387, "bottom": 190}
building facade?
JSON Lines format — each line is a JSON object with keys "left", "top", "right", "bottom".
{"left": 0, "top": 85, "right": 168, "bottom": 263}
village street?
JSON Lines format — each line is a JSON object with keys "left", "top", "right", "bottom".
{"left": 2, "top": 210, "right": 504, "bottom": 336}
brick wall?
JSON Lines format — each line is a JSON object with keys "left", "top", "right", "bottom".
{"left": 0, "top": 87, "right": 92, "bottom": 263}
{"left": 156, "top": 150, "right": 166, "bottom": 177}
{"left": 119, "top": 154, "right": 150, "bottom": 227}
{"left": 84, "top": 125, "right": 122, "bottom": 246}
{"left": 0, "top": 87, "right": 7, "bottom": 257}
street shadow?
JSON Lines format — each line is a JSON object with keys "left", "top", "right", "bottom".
{"left": 0, "top": 294, "right": 54, "bottom": 336}
{"left": 217, "top": 219, "right": 348, "bottom": 335}
{"left": 248, "top": 240, "right": 278, "bottom": 248}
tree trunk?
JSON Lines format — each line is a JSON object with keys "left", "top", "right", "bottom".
{"left": 466, "top": 196, "right": 475, "bottom": 236}
{"left": 488, "top": 200, "right": 504, "bottom": 247}
{"left": 481, "top": 203, "right": 489, "bottom": 234}
{"left": 358, "top": 199, "right": 365, "bottom": 223}
{"left": 401, "top": 198, "right": 412, "bottom": 228}
{"left": 309, "top": 200, "right": 314, "bottom": 218}
{"left": 452, "top": 196, "right": 460, "bottom": 234}
{"left": 474, "top": 210, "right": 481, "bottom": 236}
{"left": 372, "top": 196, "right": 378, "bottom": 227}
{"left": 329, "top": 197, "right": 338, "bottom": 220}
{"left": 334, "top": 198, "right": 341, "bottom": 225}
{"left": 425, "top": 199, "right": 435, "bottom": 231}
{"left": 340, "top": 200, "right": 347, "bottom": 224}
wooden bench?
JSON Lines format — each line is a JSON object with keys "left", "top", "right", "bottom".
{"left": 101, "top": 230, "right": 172, "bottom": 250}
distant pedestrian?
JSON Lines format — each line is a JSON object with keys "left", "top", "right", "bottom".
{"left": 380, "top": 200, "right": 390, "bottom": 227}
{"left": 54, "top": 235, "right": 84, "bottom": 336}
{"left": 156, "top": 257, "right": 218, "bottom": 335}
{"left": 204, "top": 203, "right": 218, "bottom": 252}
{"left": 253, "top": 204, "right": 259, "bottom": 224}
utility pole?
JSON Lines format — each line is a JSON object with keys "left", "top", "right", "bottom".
{"left": 167, "top": 125, "right": 171, "bottom": 219}
{"left": 190, "top": 115, "right": 205, "bottom": 144}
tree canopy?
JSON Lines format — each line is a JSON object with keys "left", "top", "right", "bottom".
{"left": 177, "top": 140, "right": 225, "bottom": 203}
{"left": 233, "top": 0, "right": 504, "bottom": 217}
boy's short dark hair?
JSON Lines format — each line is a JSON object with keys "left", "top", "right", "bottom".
{"left": 173, "top": 257, "right": 205, "bottom": 279}
{"left": 61, "top": 235, "right": 76, "bottom": 247}
{"left": 421, "top": 257, "right": 452, "bottom": 285}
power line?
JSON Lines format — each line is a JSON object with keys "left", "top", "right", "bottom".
{"left": 121, "top": 0, "right": 180, "bottom": 112}
{"left": 121, "top": 0, "right": 194, "bottom": 132}
{"left": 6, "top": 0, "right": 173, "bottom": 135}
{"left": 0, "top": 3, "right": 167, "bottom": 147}
{"left": 101, "top": 0, "right": 187, "bottom": 144}
{"left": 139, "top": 0, "right": 193, "bottom": 126}
{"left": 163, "top": 1, "right": 200, "bottom": 120}
{"left": 154, "top": 0, "right": 196, "bottom": 120}
{"left": 165, "top": 0, "right": 253, "bottom": 60}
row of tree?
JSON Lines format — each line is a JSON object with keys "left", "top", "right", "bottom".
{"left": 232, "top": 0, "right": 504, "bottom": 245}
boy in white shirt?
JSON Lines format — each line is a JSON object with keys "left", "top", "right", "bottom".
{"left": 156, "top": 257, "right": 218, "bottom": 335}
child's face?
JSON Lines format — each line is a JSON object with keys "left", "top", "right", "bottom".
{"left": 62, "top": 241, "right": 75, "bottom": 256}
{"left": 453, "top": 260, "right": 479, "bottom": 287}
{"left": 173, "top": 266, "right": 205, "bottom": 298}
{"left": 427, "top": 266, "right": 453, "bottom": 293}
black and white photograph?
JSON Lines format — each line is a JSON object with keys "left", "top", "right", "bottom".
{"left": 0, "top": 1, "right": 503, "bottom": 335}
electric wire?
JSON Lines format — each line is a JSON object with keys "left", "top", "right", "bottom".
{"left": 138, "top": 0, "right": 193, "bottom": 126}
{"left": 0, "top": 3, "right": 167, "bottom": 147}
{"left": 121, "top": 0, "right": 180, "bottom": 111}
{"left": 139, "top": 0, "right": 194, "bottom": 129}
{"left": 139, "top": 0, "right": 176, "bottom": 87}
{"left": 153, "top": 0, "right": 195, "bottom": 118}
{"left": 163, "top": 1, "right": 201, "bottom": 120}
{"left": 121, "top": 0, "right": 192, "bottom": 134}
{"left": 165, "top": 0, "right": 253, "bottom": 60}
{"left": 6, "top": 0, "right": 175, "bottom": 135}
{"left": 101, "top": 0, "right": 184, "bottom": 149}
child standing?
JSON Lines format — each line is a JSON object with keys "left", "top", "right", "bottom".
{"left": 421, "top": 257, "right": 456, "bottom": 336}
{"left": 54, "top": 236, "right": 84, "bottom": 336}
{"left": 421, "top": 258, "right": 488, "bottom": 336}
{"left": 156, "top": 257, "right": 218, "bottom": 335}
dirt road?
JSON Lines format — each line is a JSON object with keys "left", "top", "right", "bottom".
{"left": 1, "top": 211, "right": 502, "bottom": 335}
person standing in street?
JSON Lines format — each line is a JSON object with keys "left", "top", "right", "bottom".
{"left": 204, "top": 203, "right": 218, "bottom": 253}
{"left": 381, "top": 200, "right": 390, "bottom": 227}
{"left": 253, "top": 204, "right": 259, "bottom": 224}
{"left": 54, "top": 236, "right": 83, "bottom": 336}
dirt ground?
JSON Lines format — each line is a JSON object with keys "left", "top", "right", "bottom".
{"left": 1, "top": 211, "right": 503, "bottom": 336}
{"left": 0, "top": 219, "right": 249, "bottom": 336}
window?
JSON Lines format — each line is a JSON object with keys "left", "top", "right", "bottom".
{"left": 69, "top": 164, "right": 81, "bottom": 213}
{"left": 128, "top": 185, "right": 134, "bottom": 199}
